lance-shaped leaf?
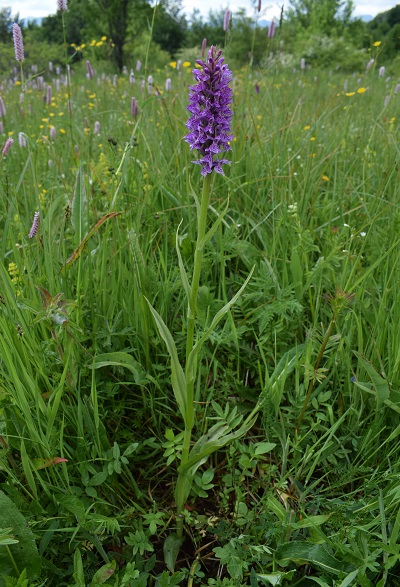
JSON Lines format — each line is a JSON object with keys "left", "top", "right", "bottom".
{"left": 176, "top": 220, "right": 191, "bottom": 300}
{"left": 353, "top": 351, "right": 390, "bottom": 406}
{"left": 62, "top": 212, "right": 121, "bottom": 271}
{"left": 186, "top": 267, "right": 254, "bottom": 382}
{"left": 32, "top": 457, "right": 68, "bottom": 470}
{"left": 175, "top": 414, "right": 257, "bottom": 507}
{"left": 198, "top": 196, "right": 229, "bottom": 251}
{"left": 71, "top": 165, "right": 88, "bottom": 244}
{"left": 276, "top": 541, "right": 353, "bottom": 575}
{"left": 263, "top": 344, "right": 305, "bottom": 413}
{"left": 146, "top": 301, "right": 187, "bottom": 425}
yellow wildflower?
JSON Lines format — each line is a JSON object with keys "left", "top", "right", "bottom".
{"left": 322, "top": 175, "right": 329, "bottom": 181}
{"left": 357, "top": 87, "right": 367, "bottom": 94}
{"left": 372, "top": 41, "right": 381, "bottom": 47}
{"left": 345, "top": 92, "right": 355, "bottom": 97}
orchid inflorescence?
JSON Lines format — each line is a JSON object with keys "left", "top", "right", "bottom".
{"left": 185, "top": 46, "right": 234, "bottom": 177}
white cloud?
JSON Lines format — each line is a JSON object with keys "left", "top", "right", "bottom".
{"left": 0, "top": 0, "right": 56, "bottom": 18}
{"left": 2, "top": 0, "right": 399, "bottom": 21}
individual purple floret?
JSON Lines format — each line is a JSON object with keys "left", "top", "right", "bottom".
{"left": 185, "top": 45, "right": 234, "bottom": 177}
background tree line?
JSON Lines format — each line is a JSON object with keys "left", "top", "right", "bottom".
{"left": 0, "top": 0, "right": 399, "bottom": 72}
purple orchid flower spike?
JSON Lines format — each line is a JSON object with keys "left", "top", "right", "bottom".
{"left": 185, "top": 46, "right": 234, "bottom": 177}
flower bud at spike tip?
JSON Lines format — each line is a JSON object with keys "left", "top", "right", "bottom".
{"left": 0, "top": 97, "right": 6, "bottom": 118}
{"left": 18, "top": 132, "right": 27, "bottom": 148}
{"left": 201, "top": 38, "right": 207, "bottom": 58}
{"left": 131, "top": 97, "right": 138, "bottom": 118}
{"left": 185, "top": 45, "right": 234, "bottom": 177}
{"left": 28, "top": 212, "right": 40, "bottom": 239}
{"left": 2, "top": 137, "right": 13, "bottom": 157}
{"left": 86, "top": 60, "right": 93, "bottom": 79}
{"left": 223, "top": 9, "right": 231, "bottom": 31}
{"left": 12, "top": 23, "right": 24, "bottom": 62}
{"left": 57, "top": 0, "right": 68, "bottom": 11}
{"left": 268, "top": 19, "right": 275, "bottom": 38}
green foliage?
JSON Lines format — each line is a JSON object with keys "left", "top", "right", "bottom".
{"left": 0, "top": 492, "right": 41, "bottom": 584}
{"left": 0, "top": 8, "right": 400, "bottom": 584}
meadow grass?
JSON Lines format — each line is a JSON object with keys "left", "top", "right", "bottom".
{"left": 0, "top": 54, "right": 400, "bottom": 586}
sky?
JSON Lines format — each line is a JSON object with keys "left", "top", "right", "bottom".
{"left": 0, "top": 0, "right": 399, "bottom": 21}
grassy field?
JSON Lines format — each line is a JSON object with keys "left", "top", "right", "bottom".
{"left": 0, "top": 42, "right": 400, "bottom": 587}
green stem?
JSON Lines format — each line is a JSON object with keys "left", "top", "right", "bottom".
{"left": 176, "top": 174, "right": 212, "bottom": 539}
{"left": 186, "top": 174, "right": 211, "bottom": 364}
{"left": 6, "top": 545, "right": 20, "bottom": 576}
{"left": 296, "top": 315, "right": 336, "bottom": 432}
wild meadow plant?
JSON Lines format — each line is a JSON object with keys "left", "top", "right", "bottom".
{"left": 1, "top": 15, "right": 400, "bottom": 582}
{"left": 146, "top": 46, "right": 262, "bottom": 564}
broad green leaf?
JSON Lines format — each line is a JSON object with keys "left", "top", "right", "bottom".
{"left": 353, "top": 351, "right": 390, "bottom": 405}
{"left": 179, "top": 415, "right": 258, "bottom": 475}
{"left": 254, "top": 442, "right": 277, "bottom": 455}
{"left": 146, "top": 301, "right": 187, "bottom": 425}
{"left": 91, "top": 352, "right": 149, "bottom": 385}
{"left": 257, "top": 570, "right": 296, "bottom": 586}
{"left": 276, "top": 541, "right": 352, "bottom": 575}
{"left": 294, "top": 514, "right": 332, "bottom": 528}
{"left": 90, "top": 560, "right": 116, "bottom": 585}
{"left": 57, "top": 494, "right": 86, "bottom": 525}
{"left": 88, "top": 471, "right": 109, "bottom": 487}
{"left": 163, "top": 534, "right": 184, "bottom": 573}
{"left": 0, "top": 491, "right": 41, "bottom": 584}
{"left": 265, "top": 495, "right": 287, "bottom": 523}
